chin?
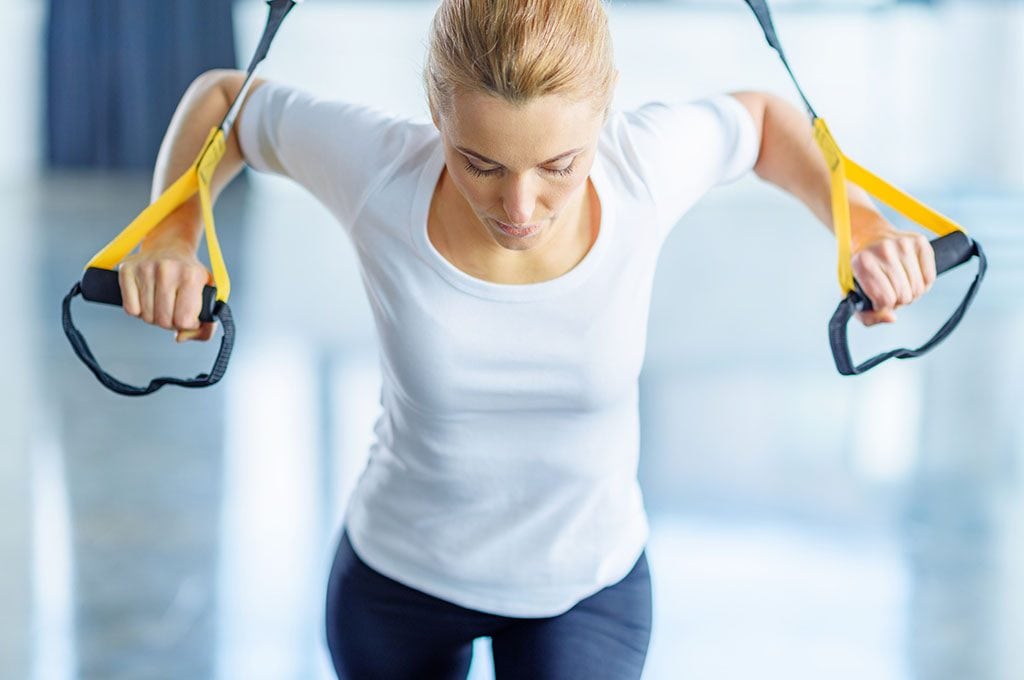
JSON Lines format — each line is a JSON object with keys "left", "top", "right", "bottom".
{"left": 495, "top": 237, "right": 539, "bottom": 252}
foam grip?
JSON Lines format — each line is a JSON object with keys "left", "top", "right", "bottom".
{"left": 80, "top": 267, "right": 217, "bottom": 323}
{"left": 931, "top": 231, "right": 975, "bottom": 275}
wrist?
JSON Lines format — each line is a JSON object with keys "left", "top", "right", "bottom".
{"left": 849, "top": 205, "right": 895, "bottom": 253}
{"left": 139, "top": 222, "right": 202, "bottom": 257}
{"left": 139, "top": 202, "right": 203, "bottom": 256}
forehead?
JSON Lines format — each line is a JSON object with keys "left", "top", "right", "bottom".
{"left": 443, "top": 89, "right": 602, "bottom": 164}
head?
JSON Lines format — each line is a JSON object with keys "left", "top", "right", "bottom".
{"left": 424, "top": 0, "right": 618, "bottom": 252}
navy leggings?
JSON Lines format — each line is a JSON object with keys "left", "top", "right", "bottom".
{"left": 325, "top": 531, "right": 652, "bottom": 679}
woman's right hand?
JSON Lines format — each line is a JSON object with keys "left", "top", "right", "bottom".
{"left": 117, "top": 244, "right": 218, "bottom": 343}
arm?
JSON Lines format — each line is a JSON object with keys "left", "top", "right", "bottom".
{"left": 729, "top": 91, "right": 937, "bottom": 326}
{"left": 119, "top": 69, "right": 265, "bottom": 342}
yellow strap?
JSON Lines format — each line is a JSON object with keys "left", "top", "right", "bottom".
{"left": 85, "top": 127, "right": 231, "bottom": 304}
{"left": 811, "top": 117, "right": 967, "bottom": 294}
{"left": 196, "top": 129, "right": 230, "bottom": 302}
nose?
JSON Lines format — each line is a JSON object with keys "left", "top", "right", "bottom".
{"left": 500, "top": 174, "right": 538, "bottom": 226}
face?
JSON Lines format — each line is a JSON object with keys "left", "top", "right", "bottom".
{"left": 432, "top": 89, "right": 606, "bottom": 252}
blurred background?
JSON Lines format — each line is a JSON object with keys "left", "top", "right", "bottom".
{"left": 1, "top": 0, "right": 1022, "bottom": 678}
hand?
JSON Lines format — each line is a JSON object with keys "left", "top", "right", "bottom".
{"left": 117, "top": 244, "right": 218, "bottom": 343}
{"left": 850, "top": 226, "right": 937, "bottom": 327}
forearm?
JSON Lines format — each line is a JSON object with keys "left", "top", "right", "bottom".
{"left": 735, "top": 92, "right": 892, "bottom": 251}
{"left": 142, "top": 69, "right": 261, "bottom": 255}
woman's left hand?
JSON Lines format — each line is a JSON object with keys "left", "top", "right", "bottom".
{"left": 850, "top": 223, "right": 938, "bottom": 327}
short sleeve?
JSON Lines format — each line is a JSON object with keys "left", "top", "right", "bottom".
{"left": 621, "top": 93, "right": 761, "bottom": 241}
{"left": 237, "top": 81, "right": 416, "bottom": 231}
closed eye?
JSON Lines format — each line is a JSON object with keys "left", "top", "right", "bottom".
{"left": 462, "top": 157, "right": 577, "bottom": 179}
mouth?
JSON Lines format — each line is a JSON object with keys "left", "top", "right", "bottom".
{"left": 493, "top": 219, "right": 542, "bottom": 238}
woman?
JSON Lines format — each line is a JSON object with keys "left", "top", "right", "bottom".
{"left": 119, "top": 0, "right": 936, "bottom": 677}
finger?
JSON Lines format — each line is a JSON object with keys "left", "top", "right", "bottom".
{"left": 916, "top": 236, "right": 938, "bottom": 290}
{"left": 857, "top": 309, "right": 897, "bottom": 326}
{"left": 856, "top": 310, "right": 879, "bottom": 326}
{"left": 898, "top": 237, "right": 927, "bottom": 300}
{"left": 173, "top": 274, "right": 205, "bottom": 332}
{"left": 153, "top": 263, "right": 178, "bottom": 330}
{"left": 137, "top": 265, "right": 155, "bottom": 325}
{"left": 854, "top": 256, "right": 898, "bottom": 313}
{"left": 197, "top": 321, "right": 217, "bottom": 342}
{"left": 118, "top": 265, "right": 141, "bottom": 317}
{"left": 175, "top": 321, "right": 217, "bottom": 344}
{"left": 879, "top": 242, "right": 914, "bottom": 308}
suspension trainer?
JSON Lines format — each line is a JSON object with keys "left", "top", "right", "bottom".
{"left": 742, "top": 0, "right": 987, "bottom": 375}
{"left": 61, "top": 0, "right": 301, "bottom": 396}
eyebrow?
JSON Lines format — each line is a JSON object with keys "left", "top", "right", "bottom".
{"left": 456, "top": 146, "right": 584, "bottom": 167}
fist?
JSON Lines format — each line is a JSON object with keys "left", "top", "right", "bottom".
{"left": 117, "top": 246, "right": 218, "bottom": 342}
{"left": 851, "top": 229, "right": 937, "bottom": 327}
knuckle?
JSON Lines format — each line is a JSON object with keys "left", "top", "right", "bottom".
{"left": 155, "top": 259, "right": 179, "bottom": 283}
{"left": 878, "top": 240, "right": 898, "bottom": 259}
{"left": 155, "top": 311, "right": 175, "bottom": 329}
{"left": 175, "top": 309, "right": 200, "bottom": 331}
{"left": 118, "top": 262, "right": 135, "bottom": 280}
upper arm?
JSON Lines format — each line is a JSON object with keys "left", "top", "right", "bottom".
{"left": 233, "top": 80, "right": 418, "bottom": 231}
{"left": 211, "top": 69, "right": 267, "bottom": 166}
{"left": 727, "top": 91, "right": 768, "bottom": 139}
{"left": 621, "top": 93, "right": 763, "bottom": 240}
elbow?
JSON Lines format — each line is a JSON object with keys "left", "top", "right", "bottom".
{"left": 189, "top": 69, "right": 248, "bottom": 104}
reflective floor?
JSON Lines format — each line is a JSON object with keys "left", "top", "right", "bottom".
{"left": 1, "top": 167, "right": 1022, "bottom": 680}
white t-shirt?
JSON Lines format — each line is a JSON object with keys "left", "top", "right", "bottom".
{"left": 238, "top": 82, "right": 760, "bottom": 617}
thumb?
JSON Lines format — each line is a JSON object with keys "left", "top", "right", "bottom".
{"left": 176, "top": 321, "right": 218, "bottom": 343}
{"left": 857, "top": 309, "right": 898, "bottom": 326}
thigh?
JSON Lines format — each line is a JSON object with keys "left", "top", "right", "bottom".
{"left": 325, "top": 531, "right": 494, "bottom": 680}
{"left": 490, "top": 552, "right": 653, "bottom": 680}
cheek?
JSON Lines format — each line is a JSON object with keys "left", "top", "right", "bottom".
{"left": 450, "top": 174, "right": 492, "bottom": 213}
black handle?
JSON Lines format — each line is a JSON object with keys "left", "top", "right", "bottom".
{"left": 81, "top": 267, "right": 217, "bottom": 323}
{"left": 829, "top": 232, "right": 987, "bottom": 376}
{"left": 856, "top": 231, "right": 976, "bottom": 312}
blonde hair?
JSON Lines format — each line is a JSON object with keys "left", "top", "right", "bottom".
{"left": 424, "top": 0, "right": 617, "bottom": 119}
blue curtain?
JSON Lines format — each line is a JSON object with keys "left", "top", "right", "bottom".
{"left": 46, "top": 0, "right": 237, "bottom": 169}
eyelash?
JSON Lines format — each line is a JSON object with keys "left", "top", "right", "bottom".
{"left": 463, "top": 159, "right": 577, "bottom": 179}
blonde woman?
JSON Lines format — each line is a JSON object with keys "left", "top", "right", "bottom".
{"left": 120, "top": 0, "right": 936, "bottom": 677}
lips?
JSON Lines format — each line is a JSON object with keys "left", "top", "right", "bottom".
{"left": 494, "top": 219, "right": 541, "bottom": 238}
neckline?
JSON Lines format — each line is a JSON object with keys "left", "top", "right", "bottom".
{"left": 409, "top": 141, "right": 615, "bottom": 302}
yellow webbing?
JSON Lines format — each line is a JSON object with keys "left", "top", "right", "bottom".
{"left": 85, "top": 127, "right": 231, "bottom": 303}
{"left": 811, "top": 117, "right": 967, "bottom": 295}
